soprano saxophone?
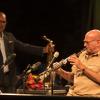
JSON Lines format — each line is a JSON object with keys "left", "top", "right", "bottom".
{"left": 37, "top": 48, "right": 86, "bottom": 82}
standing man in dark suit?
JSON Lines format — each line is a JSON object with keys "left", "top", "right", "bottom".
{"left": 0, "top": 11, "right": 54, "bottom": 93}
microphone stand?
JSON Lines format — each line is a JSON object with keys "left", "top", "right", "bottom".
{"left": 48, "top": 56, "right": 56, "bottom": 96}
{"left": 42, "top": 35, "right": 58, "bottom": 96}
{"left": 22, "top": 64, "right": 31, "bottom": 93}
{"left": 22, "top": 73, "right": 26, "bottom": 93}
{"left": 50, "top": 69, "right": 55, "bottom": 95}
{"left": 47, "top": 49, "right": 54, "bottom": 96}
{"left": 42, "top": 35, "right": 54, "bottom": 95}
{"left": 49, "top": 59, "right": 57, "bottom": 95}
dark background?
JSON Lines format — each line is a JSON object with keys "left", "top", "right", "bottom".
{"left": 0, "top": 0, "right": 99, "bottom": 86}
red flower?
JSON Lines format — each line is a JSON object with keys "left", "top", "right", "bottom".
{"left": 26, "top": 73, "right": 44, "bottom": 90}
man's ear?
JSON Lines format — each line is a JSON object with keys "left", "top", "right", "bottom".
{"left": 97, "top": 40, "right": 100, "bottom": 45}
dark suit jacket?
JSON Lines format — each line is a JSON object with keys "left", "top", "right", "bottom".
{"left": 0, "top": 32, "right": 44, "bottom": 93}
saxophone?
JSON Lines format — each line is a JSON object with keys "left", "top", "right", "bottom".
{"left": 37, "top": 48, "right": 86, "bottom": 82}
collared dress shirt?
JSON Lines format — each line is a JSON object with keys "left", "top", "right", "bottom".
{"left": 67, "top": 50, "right": 100, "bottom": 97}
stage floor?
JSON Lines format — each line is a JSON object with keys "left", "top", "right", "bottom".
{"left": 0, "top": 93, "right": 100, "bottom": 100}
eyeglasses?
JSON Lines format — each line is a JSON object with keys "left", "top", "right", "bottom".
{"left": 84, "top": 40, "right": 100, "bottom": 44}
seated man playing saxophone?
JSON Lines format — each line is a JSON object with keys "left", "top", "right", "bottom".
{"left": 54, "top": 29, "right": 100, "bottom": 97}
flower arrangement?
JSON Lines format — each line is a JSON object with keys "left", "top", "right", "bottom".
{"left": 25, "top": 73, "right": 44, "bottom": 90}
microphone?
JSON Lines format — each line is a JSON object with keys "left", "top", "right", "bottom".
{"left": 47, "top": 51, "right": 59, "bottom": 69}
{"left": 3, "top": 53, "right": 16, "bottom": 66}
{"left": 42, "top": 35, "right": 53, "bottom": 43}
{"left": 23, "top": 64, "right": 31, "bottom": 73}
{"left": 26, "top": 61, "right": 41, "bottom": 74}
